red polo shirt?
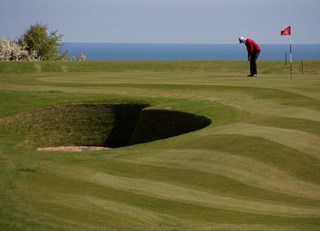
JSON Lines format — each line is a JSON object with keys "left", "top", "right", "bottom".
{"left": 245, "top": 39, "right": 261, "bottom": 55}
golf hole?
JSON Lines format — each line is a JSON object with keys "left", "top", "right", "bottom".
{"left": 2, "top": 103, "right": 211, "bottom": 151}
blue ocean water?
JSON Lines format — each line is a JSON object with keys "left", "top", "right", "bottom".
{"left": 61, "top": 43, "right": 320, "bottom": 61}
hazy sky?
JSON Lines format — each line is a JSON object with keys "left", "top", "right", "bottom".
{"left": 1, "top": 0, "right": 320, "bottom": 44}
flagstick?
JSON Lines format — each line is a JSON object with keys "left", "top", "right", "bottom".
{"left": 290, "top": 35, "right": 292, "bottom": 80}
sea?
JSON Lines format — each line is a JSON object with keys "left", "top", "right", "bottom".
{"left": 61, "top": 43, "right": 320, "bottom": 61}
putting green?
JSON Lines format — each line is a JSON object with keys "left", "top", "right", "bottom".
{"left": 0, "top": 61, "right": 319, "bottom": 231}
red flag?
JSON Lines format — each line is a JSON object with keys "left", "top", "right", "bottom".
{"left": 281, "top": 26, "right": 291, "bottom": 36}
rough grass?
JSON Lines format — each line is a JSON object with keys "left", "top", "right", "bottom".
{"left": 0, "top": 61, "right": 320, "bottom": 231}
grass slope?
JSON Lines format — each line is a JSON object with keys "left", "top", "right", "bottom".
{"left": 0, "top": 61, "right": 320, "bottom": 231}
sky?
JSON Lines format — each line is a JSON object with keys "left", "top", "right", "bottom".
{"left": 1, "top": 0, "right": 320, "bottom": 44}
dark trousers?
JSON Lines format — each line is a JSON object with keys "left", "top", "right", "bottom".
{"left": 250, "top": 50, "right": 260, "bottom": 75}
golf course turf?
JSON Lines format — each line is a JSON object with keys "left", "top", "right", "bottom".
{"left": 0, "top": 61, "right": 320, "bottom": 230}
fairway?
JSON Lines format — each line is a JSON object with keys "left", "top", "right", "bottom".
{"left": 1, "top": 61, "right": 320, "bottom": 231}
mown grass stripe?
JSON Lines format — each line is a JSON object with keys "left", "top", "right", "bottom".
{"left": 124, "top": 148, "right": 320, "bottom": 201}
{"left": 20, "top": 170, "right": 320, "bottom": 230}
{"left": 89, "top": 160, "right": 320, "bottom": 208}
{"left": 186, "top": 134, "right": 320, "bottom": 184}
{"left": 46, "top": 165, "right": 320, "bottom": 216}
{"left": 247, "top": 116, "right": 320, "bottom": 136}
{"left": 211, "top": 123, "right": 320, "bottom": 160}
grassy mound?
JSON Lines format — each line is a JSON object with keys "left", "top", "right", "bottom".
{"left": 1, "top": 103, "right": 211, "bottom": 148}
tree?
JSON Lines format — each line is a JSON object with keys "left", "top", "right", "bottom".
{"left": 18, "top": 23, "right": 67, "bottom": 61}
{"left": 0, "top": 37, "right": 36, "bottom": 61}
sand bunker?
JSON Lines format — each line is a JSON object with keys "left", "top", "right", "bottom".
{"left": 38, "top": 146, "right": 109, "bottom": 152}
{"left": 3, "top": 103, "right": 211, "bottom": 152}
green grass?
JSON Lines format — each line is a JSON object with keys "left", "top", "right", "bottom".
{"left": 0, "top": 61, "right": 320, "bottom": 231}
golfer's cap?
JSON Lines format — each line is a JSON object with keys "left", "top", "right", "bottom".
{"left": 239, "top": 37, "right": 246, "bottom": 43}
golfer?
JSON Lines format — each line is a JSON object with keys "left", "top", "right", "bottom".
{"left": 239, "top": 37, "right": 261, "bottom": 77}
